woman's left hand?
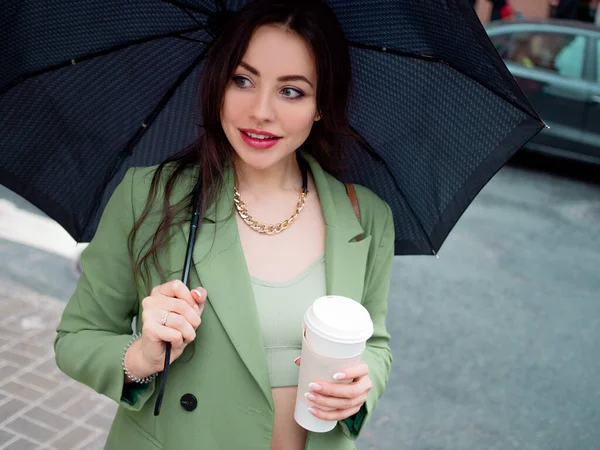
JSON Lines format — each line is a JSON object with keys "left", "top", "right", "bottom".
{"left": 295, "top": 359, "right": 372, "bottom": 421}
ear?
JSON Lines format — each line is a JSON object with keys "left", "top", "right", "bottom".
{"left": 314, "top": 111, "right": 321, "bottom": 122}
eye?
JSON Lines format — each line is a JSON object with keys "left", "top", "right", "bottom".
{"left": 281, "top": 87, "right": 304, "bottom": 100}
{"left": 232, "top": 75, "right": 253, "bottom": 88}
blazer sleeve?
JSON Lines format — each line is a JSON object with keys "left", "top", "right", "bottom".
{"left": 54, "top": 167, "right": 156, "bottom": 411}
{"left": 339, "top": 201, "right": 394, "bottom": 440}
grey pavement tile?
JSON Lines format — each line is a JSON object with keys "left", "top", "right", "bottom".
{"left": 0, "top": 381, "right": 45, "bottom": 401}
{"left": 0, "top": 351, "right": 35, "bottom": 368}
{"left": 27, "top": 329, "right": 58, "bottom": 344}
{"left": 49, "top": 370, "right": 71, "bottom": 384}
{"left": 0, "top": 300, "right": 35, "bottom": 317}
{"left": 42, "top": 313, "right": 62, "bottom": 326}
{"left": 88, "top": 431, "right": 108, "bottom": 450}
{"left": 18, "top": 372, "right": 59, "bottom": 392}
{"left": 98, "top": 401, "right": 118, "bottom": 419}
{"left": 23, "top": 406, "right": 72, "bottom": 432}
{"left": 0, "top": 362, "right": 19, "bottom": 379}
{"left": 0, "top": 428, "right": 17, "bottom": 446}
{"left": 0, "top": 330, "right": 16, "bottom": 343}
{"left": 87, "top": 412, "right": 113, "bottom": 431}
{"left": 50, "top": 425, "right": 97, "bottom": 450}
{"left": 0, "top": 398, "right": 28, "bottom": 423}
{"left": 33, "top": 357, "right": 65, "bottom": 383}
{"left": 43, "top": 385, "right": 81, "bottom": 411}
{"left": 62, "top": 392, "right": 99, "bottom": 420}
{"left": 26, "top": 318, "right": 61, "bottom": 337}
{"left": 10, "top": 342, "right": 51, "bottom": 359}
{"left": 33, "top": 357, "right": 58, "bottom": 374}
{"left": 3, "top": 437, "right": 39, "bottom": 450}
{"left": 5, "top": 417, "right": 56, "bottom": 443}
{"left": 2, "top": 320, "right": 34, "bottom": 334}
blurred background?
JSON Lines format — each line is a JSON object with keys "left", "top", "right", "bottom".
{"left": 474, "top": 0, "right": 599, "bottom": 23}
{"left": 0, "top": 1, "right": 599, "bottom": 449}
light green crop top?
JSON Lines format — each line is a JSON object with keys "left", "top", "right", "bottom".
{"left": 250, "top": 254, "right": 326, "bottom": 388}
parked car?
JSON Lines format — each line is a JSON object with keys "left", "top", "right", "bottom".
{"left": 486, "top": 19, "right": 600, "bottom": 163}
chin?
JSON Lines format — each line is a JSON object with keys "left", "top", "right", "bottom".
{"left": 234, "top": 145, "right": 295, "bottom": 171}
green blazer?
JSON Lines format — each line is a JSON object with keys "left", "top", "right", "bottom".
{"left": 55, "top": 153, "right": 394, "bottom": 450}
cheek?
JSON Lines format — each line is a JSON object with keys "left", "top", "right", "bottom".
{"left": 221, "top": 90, "right": 246, "bottom": 125}
{"left": 280, "top": 104, "right": 317, "bottom": 137}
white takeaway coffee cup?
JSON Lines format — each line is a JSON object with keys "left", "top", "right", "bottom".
{"left": 294, "top": 295, "right": 374, "bottom": 433}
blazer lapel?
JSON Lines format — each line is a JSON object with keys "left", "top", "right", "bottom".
{"left": 178, "top": 168, "right": 274, "bottom": 411}
{"left": 305, "top": 154, "right": 371, "bottom": 302}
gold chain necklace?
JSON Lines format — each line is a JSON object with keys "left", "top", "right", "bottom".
{"left": 233, "top": 186, "right": 308, "bottom": 235}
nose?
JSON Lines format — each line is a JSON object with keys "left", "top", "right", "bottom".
{"left": 250, "top": 89, "right": 275, "bottom": 123}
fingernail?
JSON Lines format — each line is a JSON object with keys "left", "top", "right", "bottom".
{"left": 308, "top": 407, "right": 318, "bottom": 416}
{"left": 192, "top": 289, "right": 203, "bottom": 300}
{"left": 293, "top": 357, "right": 300, "bottom": 364}
{"left": 304, "top": 392, "right": 317, "bottom": 401}
{"left": 333, "top": 372, "right": 346, "bottom": 380}
{"left": 308, "top": 382, "right": 322, "bottom": 391}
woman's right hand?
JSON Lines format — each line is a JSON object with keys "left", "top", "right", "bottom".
{"left": 124, "top": 280, "right": 207, "bottom": 381}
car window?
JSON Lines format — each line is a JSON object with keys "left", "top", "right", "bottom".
{"left": 490, "top": 33, "right": 512, "bottom": 59}
{"left": 503, "top": 31, "right": 585, "bottom": 79}
{"left": 554, "top": 35, "right": 586, "bottom": 78}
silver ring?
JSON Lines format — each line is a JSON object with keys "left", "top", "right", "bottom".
{"left": 160, "top": 311, "right": 171, "bottom": 326}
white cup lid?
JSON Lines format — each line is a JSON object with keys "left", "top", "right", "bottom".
{"left": 305, "top": 295, "right": 374, "bottom": 344}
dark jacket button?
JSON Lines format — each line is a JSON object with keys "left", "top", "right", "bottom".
{"left": 180, "top": 393, "right": 197, "bottom": 411}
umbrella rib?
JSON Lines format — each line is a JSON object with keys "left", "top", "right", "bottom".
{"left": 160, "top": 0, "right": 213, "bottom": 24}
{"left": 347, "top": 41, "right": 442, "bottom": 63}
{"left": 347, "top": 41, "right": 543, "bottom": 124}
{"left": 160, "top": 0, "right": 214, "bottom": 16}
{"left": 349, "top": 126, "right": 436, "bottom": 255}
{"left": 1, "top": 26, "right": 206, "bottom": 96}
{"left": 173, "top": 6, "right": 203, "bottom": 26}
{"left": 175, "top": 36, "right": 212, "bottom": 44}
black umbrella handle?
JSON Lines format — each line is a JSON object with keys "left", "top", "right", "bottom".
{"left": 154, "top": 178, "right": 202, "bottom": 416}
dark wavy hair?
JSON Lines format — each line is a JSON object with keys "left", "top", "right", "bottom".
{"left": 128, "top": 0, "right": 354, "bottom": 291}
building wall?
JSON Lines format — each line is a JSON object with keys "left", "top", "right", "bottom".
{"left": 475, "top": 0, "right": 551, "bottom": 22}
{"left": 511, "top": 0, "right": 552, "bottom": 18}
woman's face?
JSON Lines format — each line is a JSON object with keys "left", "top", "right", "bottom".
{"left": 220, "top": 24, "right": 320, "bottom": 172}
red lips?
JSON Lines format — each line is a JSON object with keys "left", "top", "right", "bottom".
{"left": 239, "top": 129, "right": 282, "bottom": 149}
{"left": 239, "top": 128, "right": 280, "bottom": 137}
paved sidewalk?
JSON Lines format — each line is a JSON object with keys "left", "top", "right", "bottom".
{"left": 0, "top": 281, "right": 113, "bottom": 450}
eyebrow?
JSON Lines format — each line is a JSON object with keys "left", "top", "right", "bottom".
{"left": 239, "top": 61, "right": 314, "bottom": 88}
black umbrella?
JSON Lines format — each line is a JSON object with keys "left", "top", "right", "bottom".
{"left": 1, "top": 0, "right": 546, "bottom": 418}
{"left": 0, "top": 0, "right": 543, "bottom": 253}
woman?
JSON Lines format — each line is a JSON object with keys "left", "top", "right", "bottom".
{"left": 54, "top": 1, "right": 394, "bottom": 449}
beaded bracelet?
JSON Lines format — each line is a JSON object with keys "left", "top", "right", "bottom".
{"left": 122, "top": 332, "right": 158, "bottom": 384}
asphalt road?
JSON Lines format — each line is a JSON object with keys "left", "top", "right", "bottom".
{"left": 1, "top": 152, "right": 599, "bottom": 449}
{"left": 361, "top": 154, "right": 600, "bottom": 450}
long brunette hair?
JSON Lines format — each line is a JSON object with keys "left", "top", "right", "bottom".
{"left": 129, "top": 0, "right": 354, "bottom": 291}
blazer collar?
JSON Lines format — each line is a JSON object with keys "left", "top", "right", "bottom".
{"left": 176, "top": 153, "right": 370, "bottom": 411}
